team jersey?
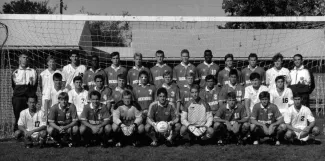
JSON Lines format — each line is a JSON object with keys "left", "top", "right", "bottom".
{"left": 266, "top": 67, "right": 291, "bottom": 88}
{"left": 113, "top": 101, "right": 142, "bottom": 126}
{"left": 133, "top": 84, "right": 156, "bottom": 111}
{"left": 68, "top": 89, "right": 88, "bottom": 117}
{"left": 290, "top": 65, "right": 311, "bottom": 85}
{"left": 18, "top": 108, "right": 46, "bottom": 132}
{"left": 219, "top": 83, "right": 245, "bottom": 102}
{"left": 217, "top": 67, "right": 241, "bottom": 86}
{"left": 83, "top": 68, "right": 107, "bottom": 90}
{"left": 127, "top": 66, "right": 153, "bottom": 88}
{"left": 39, "top": 69, "right": 63, "bottom": 95}
{"left": 196, "top": 61, "right": 220, "bottom": 88}
{"left": 62, "top": 64, "right": 86, "bottom": 90}
{"left": 251, "top": 103, "right": 282, "bottom": 125}
{"left": 161, "top": 83, "right": 181, "bottom": 105}
{"left": 179, "top": 85, "right": 192, "bottom": 106}
{"left": 214, "top": 103, "right": 248, "bottom": 122}
{"left": 284, "top": 105, "right": 315, "bottom": 129}
{"left": 12, "top": 66, "right": 38, "bottom": 97}
{"left": 48, "top": 103, "right": 78, "bottom": 126}
{"left": 269, "top": 87, "right": 294, "bottom": 115}
{"left": 109, "top": 86, "right": 133, "bottom": 104}
{"left": 150, "top": 63, "right": 173, "bottom": 88}
{"left": 181, "top": 98, "right": 213, "bottom": 127}
{"left": 104, "top": 65, "right": 127, "bottom": 90}
{"left": 88, "top": 86, "right": 112, "bottom": 105}
{"left": 173, "top": 62, "right": 198, "bottom": 87}
{"left": 43, "top": 86, "right": 69, "bottom": 108}
{"left": 244, "top": 85, "right": 269, "bottom": 112}
{"left": 241, "top": 66, "right": 265, "bottom": 86}
{"left": 147, "top": 101, "right": 178, "bottom": 124}
{"left": 199, "top": 86, "right": 221, "bottom": 112}
{"left": 80, "top": 103, "right": 111, "bottom": 125}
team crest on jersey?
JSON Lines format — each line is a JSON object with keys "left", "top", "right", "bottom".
{"left": 148, "top": 89, "right": 152, "bottom": 95}
{"left": 214, "top": 94, "right": 218, "bottom": 100}
{"left": 66, "top": 112, "right": 70, "bottom": 119}
{"left": 267, "top": 113, "right": 273, "bottom": 120}
{"left": 171, "top": 91, "right": 175, "bottom": 97}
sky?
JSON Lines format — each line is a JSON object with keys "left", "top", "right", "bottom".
{"left": 1, "top": 0, "right": 226, "bottom": 16}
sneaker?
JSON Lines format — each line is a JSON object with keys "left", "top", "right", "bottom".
{"left": 253, "top": 140, "right": 259, "bottom": 145}
{"left": 275, "top": 140, "right": 281, "bottom": 146}
{"left": 56, "top": 143, "right": 63, "bottom": 148}
{"left": 217, "top": 140, "right": 224, "bottom": 146}
{"left": 115, "top": 142, "right": 122, "bottom": 147}
{"left": 237, "top": 139, "right": 243, "bottom": 146}
{"left": 132, "top": 141, "right": 140, "bottom": 147}
{"left": 100, "top": 142, "right": 108, "bottom": 148}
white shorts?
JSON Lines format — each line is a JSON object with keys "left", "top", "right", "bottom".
{"left": 294, "top": 131, "right": 309, "bottom": 141}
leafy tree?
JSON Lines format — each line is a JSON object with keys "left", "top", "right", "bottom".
{"left": 221, "top": 0, "right": 325, "bottom": 29}
{"left": 2, "top": 0, "right": 66, "bottom": 14}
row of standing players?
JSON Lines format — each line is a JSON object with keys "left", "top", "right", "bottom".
{"left": 12, "top": 49, "right": 318, "bottom": 148}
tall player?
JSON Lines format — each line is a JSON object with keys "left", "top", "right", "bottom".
{"left": 12, "top": 52, "right": 38, "bottom": 131}
{"left": 105, "top": 52, "right": 127, "bottom": 90}
{"left": 180, "top": 72, "right": 195, "bottom": 107}
{"left": 220, "top": 69, "right": 245, "bottom": 104}
{"left": 161, "top": 71, "right": 181, "bottom": 113}
{"left": 196, "top": 50, "right": 220, "bottom": 89}
{"left": 269, "top": 76, "right": 294, "bottom": 115}
{"left": 83, "top": 55, "right": 107, "bottom": 91}
{"left": 241, "top": 53, "right": 265, "bottom": 86}
{"left": 173, "top": 49, "right": 198, "bottom": 87}
{"left": 150, "top": 50, "right": 173, "bottom": 88}
{"left": 127, "top": 53, "right": 152, "bottom": 88}
{"left": 217, "top": 53, "right": 241, "bottom": 87}
{"left": 199, "top": 75, "right": 222, "bottom": 115}
{"left": 266, "top": 53, "right": 291, "bottom": 88}
{"left": 62, "top": 51, "right": 86, "bottom": 91}
{"left": 68, "top": 76, "right": 88, "bottom": 117}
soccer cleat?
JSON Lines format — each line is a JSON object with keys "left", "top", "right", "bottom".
{"left": 165, "top": 140, "right": 175, "bottom": 147}
{"left": 100, "top": 142, "right": 108, "bottom": 148}
{"left": 150, "top": 141, "right": 158, "bottom": 147}
{"left": 275, "top": 140, "right": 281, "bottom": 146}
{"left": 253, "top": 140, "right": 259, "bottom": 145}
{"left": 132, "top": 141, "right": 140, "bottom": 147}
{"left": 56, "top": 143, "right": 63, "bottom": 148}
{"left": 217, "top": 140, "right": 224, "bottom": 146}
{"left": 115, "top": 142, "right": 122, "bottom": 147}
{"left": 236, "top": 139, "right": 243, "bottom": 146}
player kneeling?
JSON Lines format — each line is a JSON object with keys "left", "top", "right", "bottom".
{"left": 79, "top": 91, "right": 112, "bottom": 148}
{"left": 146, "top": 88, "right": 180, "bottom": 147}
{"left": 180, "top": 84, "right": 214, "bottom": 145}
{"left": 112, "top": 90, "right": 144, "bottom": 147}
{"left": 284, "top": 93, "right": 320, "bottom": 144}
{"left": 48, "top": 92, "right": 79, "bottom": 148}
{"left": 250, "top": 91, "right": 286, "bottom": 146}
{"left": 15, "top": 95, "right": 47, "bottom": 148}
{"left": 214, "top": 92, "right": 249, "bottom": 145}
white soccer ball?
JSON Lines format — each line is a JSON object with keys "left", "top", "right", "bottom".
{"left": 156, "top": 121, "right": 169, "bottom": 133}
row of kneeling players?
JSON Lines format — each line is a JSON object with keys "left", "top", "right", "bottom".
{"left": 15, "top": 85, "right": 321, "bottom": 148}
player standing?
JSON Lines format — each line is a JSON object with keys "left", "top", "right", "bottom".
{"left": 266, "top": 53, "right": 291, "bottom": 88}
{"left": 104, "top": 52, "right": 127, "bottom": 90}
{"left": 179, "top": 72, "right": 195, "bottom": 106}
{"left": 83, "top": 55, "right": 107, "bottom": 91}
{"left": 217, "top": 53, "right": 241, "bottom": 87}
{"left": 68, "top": 76, "right": 88, "bottom": 117}
{"left": 150, "top": 50, "right": 173, "bottom": 88}
{"left": 12, "top": 52, "right": 38, "bottom": 131}
{"left": 199, "top": 75, "right": 222, "bottom": 115}
{"left": 173, "top": 49, "right": 198, "bottom": 87}
{"left": 127, "top": 53, "right": 152, "bottom": 88}
{"left": 161, "top": 71, "right": 181, "bottom": 113}
{"left": 62, "top": 51, "right": 86, "bottom": 91}
{"left": 196, "top": 50, "right": 220, "bottom": 89}
{"left": 241, "top": 53, "right": 265, "bottom": 86}
{"left": 219, "top": 69, "right": 245, "bottom": 104}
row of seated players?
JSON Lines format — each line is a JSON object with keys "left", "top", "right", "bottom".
{"left": 15, "top": 73, "right": 320, "bottom": 148}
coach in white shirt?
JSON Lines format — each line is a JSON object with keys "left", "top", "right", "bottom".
{"left": 62, "top": 51, "right": 86, "bottom": 91}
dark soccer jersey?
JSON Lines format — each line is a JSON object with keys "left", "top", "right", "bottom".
{"left": 251, "top": 103, "right": 282, "bottom": 125}
{"left": 127, "top": 66, "right": 153, "bottom": 88}
{"left": 88, "top": 86, "right": 112, "bottom": 105}
{"left": 161, "top": 83, "right": 181, "bottom": 105}
{"left": 179, "top": 85, "right": 192, "bottom": 106}
{"left": 104, "top": 65, "right": 127, "bottom": 89}
{"left": 150, "top": 64, "right": 173, "bottom": 88}
{"left": 109, "top": 87, "right": 132, "bottom": 104}
{"left": 173, "top": 63, "right": 198, "bottom": 87}
{"left": 148, "top": 101, "right": 177, "bottom": 123}
{"left": 48, "top": 103, "right": 78, "bottom": 126}
{"left": 217, "top": 68, "right": 241, "bottom": 86}
{"left": 80, "top": 104, "right": 110, "bottom": 125}
{"left": 133, "top": 84, "right": 156, "bottom": 111}
{"left": 196, "top": 62, "right": 220, "bottom": 88}
{"left": 199, "top": 86, "right": 221, "bottom": 112}
{"left": 83, "top": 68, "right": 108, "bottom": 90}
{"left": 219, "top": 83, "right": 245, "bottom": 102}
{"left": 241, "top": 66, "right": 266, "bottom": 86}
{"left": 215, "top": 104, "right": 247, "bottom": 121}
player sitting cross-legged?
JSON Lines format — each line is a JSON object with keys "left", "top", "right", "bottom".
{"left": 250, "top": 91, "right": 287, "bottom": 146}
{"left": 112, "top": 90, "right": 144, "bottom": 147}
{"left": 284, "top": 93, "right": 320, "bottom": 145}
{"left": 146, "top": 88, "right": 180, "bottom": 147}
{"left": 15, "top": 95, "right": 47, "bottom": 148}
{"left": 48, "top": 92, "right": 79, "bottom": 148}
{"left": 79, "top": 91, "right": 112, "bottom": 148}
{"left": 213, "top": 92, "right": 250, "bottom": 145}
{"left": 180, "top": 84, "right": 214, "bottom": 145}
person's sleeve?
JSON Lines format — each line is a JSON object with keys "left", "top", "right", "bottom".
{"left": 181, "top": 111, "right": 190, "bottom": 127}
{"left": 250, "top": 105, "right": 258, "bottom": 120}
{"left": 170, "top": 103, "right": 179, "bottom": 124}
{"left": 269, "top": 91, "right": 274, "bottom": 103}
{"left": 308, "top": 68, "right": 315, "bottom": 94}
{"left": 265, "top": 70, "right": 270, "bottom": 85}
{"left": 17, "top": 111, "right": 25, "bottom": 126}
{"left": 261, "top": 69, "right": 266, "bottom": 84}
{"left": 82, "top": 71, "right": 88, "bottom": 85}
{"left": 194, "top": 67, "right": 199, "bottom": 81}
{"left": 237, "top": 70, "right": 242, "bottom": 84}
{"left": 134, "top": 108, "right": 143, "bottom": 125}
{"left": 305, "top": 69, "right": 311, "bottom": 86}
{"left": 172, "top": 67, "right": 177, "bottom": 81}
{"left": 43, "top": 88, "right": 51, "bottom": 100}
{"left": 79, "top": 106, "right": 88, "bottom": 121}
{"left": 288, "top": 88, "right": 294, "bottom": 105}
{"left": 284, "top": 109, "right": 291, "bottom": 124}
{"left": 285, "top": 69, "right": 292, "bottom": 84}
{"left": 147, "top": 102, "right": 156, "bottom": 125}
{"left": 68, "top": 91, "right": 73, "bottom": 103}
{"left": 11, "top": 70, "right": 16, "bottom": 90}
{"left": 102, "top": 107, "right": 111, "bottom": 121}
{"left": 306, "top": 108, "right": 315, "bottom": 122}
{"left": 112, "top": 107, "right": 122, "bottom": 125}
{"left": 48, "top": 107, "right": 56, "bottom": 123}
{"left": 244, "top": 87, "right": 250, "bottom": 99}
{"left": 39, "top": 111, "right": 47, "bottom": 127}
{"left": 127, "top": 70, "right": 132, "bottom": 85}
{"left": 203, "top": 102, "right": 213, "bottom": 127}
{"left": 240, "top": 106, "right": 248, "bottom": 119}
{"left": 219, "top": 87, "right": 227, "bottom": 101}
{"left": 175, "top": 87, "right": 181, "bottom": 102}
{"left": 217, "top": 71, "right": 222, "bottom": 85}
{"left": 62, "top": 66, "right": 68, "bottom": 83}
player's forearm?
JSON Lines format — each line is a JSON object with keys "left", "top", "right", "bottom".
{"left": 176, "top": 102, "right": 181, "bottom": 114}
{"left": 285, "top": 124, "right": 296, "bottom": 131}
{"left": 244, "top": 99, "right": 251, "bottom": 116}
{"left": 81, "top": 120, "right": 94, "bottom": 129}
{"left": 64, "top": 121, "right": 78, "bottom": 129}
{"left": 147, "top": 117, "right": 155, "bottom": 126}
{"left": 49, "top": 122, "right": 61, "bottom": 130}
{"left": 251, "top": 119, "right": 264, "bottom": 127}
{"left": 134, "top": 116, "right": 143, "bottom": 126}
{"left": 271, "top": 117, "right": 284, "bottom": 126}
{"left": 181, "top": 112, "right": 190, "bottom": 127}
{"left": 18, "top": 125, "right": 28, "bottom": 133}
{"left": 306, "top": 121, "right": 315, "bottom": 130}
{"left": 237, "top": 117, "right": 249, "bottom": 123}
{"left": 31, "top": 126, "right": 46, "bottom": 133}
{"left": 214, "top": 118, "right": 228, "bottom": 123}
{"left": 98, "top": 120, "right": 109, "bottom": 128}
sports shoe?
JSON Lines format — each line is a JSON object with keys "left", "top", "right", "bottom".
{"left": 275, "top": 140, "right": 281, "bottom": 146}
{"left": 100, "top": 142, "right": 108, "bottom": 148}
{"left": 55, "top": 143, "right": 63, "bottom": 148}
{"left": 253, "top": 140, "right": 259, "bottom": 145}
{"left": 237, "top": 139, "right": 243, "bottom": 146}
{"left": 217, "top": 140, "right": 224, "bottom": 146}
{"left": 115, "top": 142, "right": 122, "bottom": 147}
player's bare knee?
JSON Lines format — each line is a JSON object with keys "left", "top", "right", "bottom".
{"left": 47, "top": 126, "right": 54, "bottom": 135}
{"left": 285, "top": 130, "right": 293, "bottom": 140}
{"left": 145, "top": 124, "right": 152, "bottom": 132}
{"left": 174, "top": 123, "right": 181, "bottom": 131}
{"left": 79, "top": 125, "right": 87, "bottom": 134}
{"left": 250, "top": 124, "right": 256, "bottom": 131}
{"left": 180, "top": 125, "right": 187, "bottom": 136}
{"left": 207, "top": 127, "right": 214, "bottom": 136}
{"left": 14, "top": 130, "right": 23, "bottom": 139}
{"left": 138, "top": 124, "right": 145, "bottom": 134}
{"left": 104, "top": 124, "right": 112, "bottom": 134}
{"left": 312, "top": 126, "right": 320, "bottom": 136}
{"left": 39, "top": 130, "right": 47, "bottom": 138}
{"left": 213, "top": 122, "right": 221, "bottom": 130}
{"left": 278, "top": 124, "right": 286, "bottom": 132}
{"left": 112, "top": 123, "right": 119, "bottom": 132}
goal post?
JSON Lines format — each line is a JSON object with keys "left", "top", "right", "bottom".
{"left": 1, "top": 14, "right": 325, "bottom": 138}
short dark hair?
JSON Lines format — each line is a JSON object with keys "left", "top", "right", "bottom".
{"left": 91, "top": 55, "right": 99, "bottom": 60}
{"left": 46, "top": 55, "right": 56, "bottom": 63}
{"left": 293, "top": 92, "right": 302, "bottom": 98}
{"left": 224, "top": 53, "right": 234, "bottom": 61}
{"left": 117, "top": 74, "right": 126, "bottom": 80}
{"left": 138, "top": 70, "right": 149, "bottom": 78}
{"left": 18, "top": 51, "right": 29, "bottom": 57}
{"left": 259, "top": 91, "right": 270, "bottom": 100}
{"left": 163, "top": 71, "right": 172, "bottom": 77}
{"left": 134, "top": 52, "right": 143, "bottom": 59}
{"left": 249, "top": 72, "right": 261, "bottom": 81}
{"left": 122, "top": 90, "right": 133, "bottom": 98}
{"left": 53, "top": 73, "right": 62, "bottom": 81}
{"left": 27, "top": 94, "right": 38, "bottom": 103}
{"left": 227, "top": 92, "right": 237, "bottom": 100}
{"left": 89, "top": 90, "right": 101, "bottom": 99}
{"left": 181, "top": 49, "right": 189, "bottom": 55}
{"left": 190, "top": 84, "right": 200, "bottom": 92}
{"left": 94, "top": 74, "right": 104, "bottom": 81}
{"left": 73, "top": 76, "right": 83, "bottom": 83}
{"left": 248, "top": 53, "right": 258, "bottom": 60}
{"left": 275, "top": 75, "right": 285, "bottom": 82}
{"left": 293, "top": 54, "right": 303, "bottom": 60}
{"left": 272, "top": 53, "right": 283, "bottom": 62}
{"left": 156, "top": 50, "right": 164, "bottom": 57}
{"left": 205, "top": 75, "right": 215, "bottom": 82}
{"left": 111, "top": 52, "right": 120, "bottom": 58}
{"left": 186, "top": 72, "right": 195, "bottom": 78}
{"left": 58, "top": 92, "right": 69, "bottom": 100}
{"left": 204, "top": 49, "right": 212, "bottom": 55}
{"left": 229, "top": 69, "right": 238, "bottom": 77}
{"left": 70, "top": 50, "right": 79, "bottom": 57}
{"left": 157, "top": 87, "right": 168, "bottom": 97}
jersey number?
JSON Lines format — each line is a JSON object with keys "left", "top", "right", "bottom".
{"left": 301, "top": 116, "right": 305, "bottom": 121}
{"left": 282, "top": 98, "right": 288, "bottom": 103}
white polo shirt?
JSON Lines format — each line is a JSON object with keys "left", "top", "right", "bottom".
{"left": 266, "top": 67, "right": 291, "bottom": 88}
{"left": 12, "top": 66, "right": 37, "bottom": 86}
{"left": 18, "top": 109, "right": 46, "bottom": 132}
{"left": 244, "top": 85, "right": 269, "bottom": 111}
{"left": 40, "top": 69, "right": 63, "bottom": 95}
{"left": 290, "top": 65, "right": 311, "bottom": 85}
{"left": 284, "top": 105, "right": 315, "bottom": 129}
{"left": 62, "top": 64, "right": 86, "bottom": 90}
{"left": 269, "top": 87, "right": 294, "bottom": 115}
{"left": 43, "top": 86, "right": 69, "bottom": 107}
{"left": 68, "top": 89, "right": 88, "bottom": 117}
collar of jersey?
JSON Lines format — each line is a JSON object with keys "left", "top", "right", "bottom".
{"left": 158, "top": 101, "right": 168, "bottom": 107}
{"left": 225, "top": 67, "right": 233, "bottom": 71}
{"left": 111, "top": 64, "right": 121, "bottom": 70}
{"left": 226, "top": 104, "right": 238, "bottom": 110}
{"left": 59, "top": 103, "right": 69, "bottom": 111}
{"left": 133, "top": 66, "right": 144, "bottom": 70}
{"left": 248, "top": 65, "right": 258, "bottom": 71}
{"left": 181, "top": 62, "right": 192, "bottom": 68}
{"left": 228, "top": 83, "right": 238, "bottom": 89}
{"left": 155, "top": 63, "right": 166, "bottom": 68}
{"left": 90, "top": 103, "right": 102, "bottom": 110}
{"left": 204, "top": 61, "right": 214, "bottom": 67}
{"left": 95, "top": 86, "right": 105, "bottom": 92}
{"left": 293, "top": 65, "right": 304, "bottom": 70}
{"left": 260, "top": 103, "right": 269, "bottom": 109}
{"left": 205, "top": 86, "right": 216, "bottom": 92}
{"left": 18, "top": 66, "right": 31, "bottom": 70}
{"left": 90, "top": 68, "right": 102, "bottom": 73}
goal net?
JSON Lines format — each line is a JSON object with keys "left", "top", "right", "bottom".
{"left": 0, "top": 14, "right": 325, "bottom": 138}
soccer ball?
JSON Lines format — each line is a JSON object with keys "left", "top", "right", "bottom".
{"left": 156, "top": 121, "right": 169, "bottom": 133}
